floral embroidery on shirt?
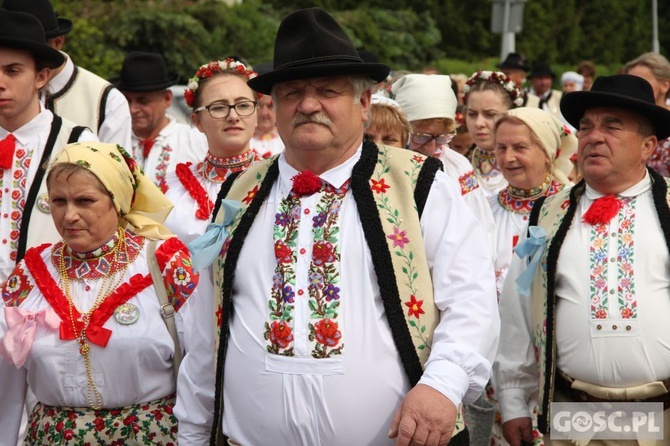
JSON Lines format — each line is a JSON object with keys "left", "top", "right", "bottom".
{"left": 589, "top": 197, "right": 637, "bottom": 320}
{"left": 154, "top": 145, "right": 173, "bottom": 193}
{"left": 266, "top": 179, "right": 350, "bottom": 358}
{"left": 1, "top": 264, "right": 33, "bottom": 306}
{"left": 155, "top": 237, "right": 199, "bottom": 312}
{"left": 617, "top": 198, "right": 636, "bottom": 318}
{"left": 1, "top": 146, "right": 30, "bottom": 262}
{"left": 458, "top": 170, "right": 480, "bottom": 195}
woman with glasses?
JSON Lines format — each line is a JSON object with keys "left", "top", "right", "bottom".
{"left": 163, "top": 58, "right": 262, "bottom": 244}
{"left": 463, "top": 71, "right": 525, "bottom": 199}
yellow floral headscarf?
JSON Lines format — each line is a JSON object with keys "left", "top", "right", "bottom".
{"left": 50, "top": 142, "right": 174, "bottom": 240}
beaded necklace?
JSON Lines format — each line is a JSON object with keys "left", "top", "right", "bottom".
{"left": 56, "top": 228, "right": 129, "bottom": 409}
{"left": 470, "top": 147, "right": 506, "bottom": 191}
{"left": 199, "top": 150, "right": 255, "bottom": 183}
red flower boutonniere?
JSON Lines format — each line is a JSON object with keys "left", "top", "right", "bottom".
{"left": 291, "top": 170, "right": 322, "bottom": 197}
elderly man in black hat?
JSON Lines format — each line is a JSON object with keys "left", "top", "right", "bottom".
{"left": 497, "top": 52, "right": 540, "bottom": 108}
{"left": 528, "top": 62, "right": 563, "bottom": 120}
{"left": 114, "top": 51, "right": 207, "bottom": 190}
{"left": 495, "top": 74, "right": 670, "bottom": 445}
{"left": 0, "top": 9, "right": 96, "bottom": 290}
{"left": 2, "top": 0, "right": 132, "bottom": 149}
{"left": 175, "top": 7, "right": 498, "bottom": 446}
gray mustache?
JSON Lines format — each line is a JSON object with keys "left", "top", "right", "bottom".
{"left": 291, "top": 112, "right": 332, "bottom": 127}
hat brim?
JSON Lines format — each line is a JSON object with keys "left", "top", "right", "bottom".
{"left": 248, "top": 62, "right": 390, "bottom": 95}
{"left": 561, "top": 90, "right": 670, "bottom": 140}
{"left": 111, "top": 73, "right": 181, "bottom": 92}
{"left": 44, "top": 18, "right": 73, "bottom": 38}
{"left": 0, "top": 37, "right": 64, "bottom": 68}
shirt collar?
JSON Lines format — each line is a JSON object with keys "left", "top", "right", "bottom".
{"left": 278, "top": 144, "right": 362, "bottom": 199}
{"left": 47, "top": 53, "right": 73, "bottom": 94}
{"left": 1, "top": 108, "right": 53, "bottom": 146}
{"left": 585, "top": 170, "right": 652, "bottom": 200}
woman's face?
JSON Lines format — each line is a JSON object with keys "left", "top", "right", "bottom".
{"left": 495, "top": 121, "right": 550, "bottom": 190}
{"left": 191, "top": 74, "right": 258, "bottom": 156}
{"left": 48, "top": 169, "right": 119, "bottom": 253}
{"left": 466, "top": 90, "right": 510, "bottom": 151}
{"left": 366, "top": 125, "right": 405, "bottom": 148}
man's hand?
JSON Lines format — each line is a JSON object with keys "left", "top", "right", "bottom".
{"left": 388, "top": 384, "right": 457, "bottom": 446}
{"left": 502, "top": 417, "right": 534, "bottom": 446}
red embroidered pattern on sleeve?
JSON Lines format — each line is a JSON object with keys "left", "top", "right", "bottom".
{"left": 2, "top": 263, "right": 35, "bottom": 307}
{"left": 155, "top": 237, "right": 199, "bottom": 312}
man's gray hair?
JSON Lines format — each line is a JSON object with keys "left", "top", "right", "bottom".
{"left": 349, "top": 75, "right": 376, "bottom": 104}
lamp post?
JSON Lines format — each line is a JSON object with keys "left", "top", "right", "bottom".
{"left": 491, "top": 0, "right": 527, "bottom": 61}
{"left": 652, "top": 0, "right": 660, "bottom": 53}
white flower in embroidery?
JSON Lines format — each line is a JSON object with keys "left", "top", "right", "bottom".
{"left": 173, "top": 267, "right": 190, "bottom": 286}
{"left": 6, "top": 275, "right": 21, "bottom": 293}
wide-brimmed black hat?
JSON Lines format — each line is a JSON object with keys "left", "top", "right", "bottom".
{"left": 561, "top": 74, "right": 670, "bottom": 140}
{"left": 496, "top": 52, "right": 530, "bottom": 72}
{"left": 112, "top": 51, "right": 179, "bottom": 92}
{"left": 248, "top": 8, "right": 390, "bottom": 95}
{"left": 0, "top": 9, "right": 64, "bottom": 68}
{"left": 529, "top": 62, "right": 556, "bottom": 79}
{"left": 2, "top": 0, "right": 72, "bottom": 38}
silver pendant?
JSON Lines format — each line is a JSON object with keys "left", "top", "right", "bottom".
{"left": 114, "top": 303, "right": 140, "bottom": 325}
{"left": 37, "top": 193, "right": 50, "bottom": 213}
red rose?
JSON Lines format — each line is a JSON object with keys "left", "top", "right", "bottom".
{"left": 274, "top": 241, "right": 293, "bottom": 263}
{"left": 11, "top": 190, "right": 19, "bottom": 200}
{"left": 63, "top": 429, "right": 74, "bottom": 440}
{"left": 56, "top": 421, "right": 64, "bottom": 432}
{"left": 10, "top": 210, "right": 20, "bottom": 221}
{"left": 123, "top": 415, "right": 137, "bottom": 425}
{"left": 15, "top": 149, "right": 25, "bottom": 158}
{"left": 67, "top": 411, "right": 77, "bottom": 421}
{"left": 312, "top": 241, "right": 334, "bottom": 264}
{"left": 313, "top": 319, "right": 342, "bottom": 347}
{"left": 269, "top": 321, "right": 294, "bottom": 348}
{"left": 164, "top": 404, "right": 173, "bottom": 415}
{"left": 13, "top": 169, "right": 21, "bottom": 179}
{"left": 132, "top": 424, "right": 140, "bottom": 433}
{"left": 93, "top": 417, "right": 105, "bottom": 431}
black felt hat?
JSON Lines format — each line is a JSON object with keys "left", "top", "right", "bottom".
{"left": 248, "top": 8, "right": 390, "bottom": 95}
{"left": 112, "top": 52, "right": 179, "bottom": 92}
{"left": 0, "top": 9, "right": 64, "bottom": 68}
{"left": 561, "top": 74, "right": 670, "bottom": 140}
{"left": 2, "top": 0, "right": 72, "bottom": 38}
{"left": 496, "top": 52, "right": 530, "bottom": 72}
{"left": 529, "top": 62, "right": 556, "bottom": 79}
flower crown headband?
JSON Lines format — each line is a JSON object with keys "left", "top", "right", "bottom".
{"left": 184, "top": 58, "right": 259, "bottom": 109}
{"left": 463, "top": 70, "right": 525, "bottom": 108}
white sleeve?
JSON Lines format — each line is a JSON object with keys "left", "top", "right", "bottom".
{"left": 461, "top": 186, "right": 498, "bottom": 261}
{"left": 0, "top": 307, "right": 28, "bottom": 446}
{"left": 418, "top": 171, "right": 500, "bottom": 407}
{"left": 493, "top": 229, "right": 540, "bottom": 422}
{"left": 97, "top": 88, "right": 132, "bottom": 150}
{"left": 174, "top": 266, "right": 216, "bottom": 445}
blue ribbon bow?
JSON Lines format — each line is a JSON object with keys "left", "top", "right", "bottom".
{"left": 513, "top": 226, "right": 547, "bottom": 297}
{"left": 187, "top": 199, "right": 241, "bottom": 271}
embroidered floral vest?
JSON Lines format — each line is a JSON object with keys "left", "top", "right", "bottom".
{"left": 527, "top": 170, "right": 670, "bottom": 434}
{"left": 209, "top": 142, "right": 468, "bottom": 444}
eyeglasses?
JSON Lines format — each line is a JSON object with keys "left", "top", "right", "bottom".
{"left": 410, "top": 132, "right": 456, "bottom": 146}
{"left": 194, "top": 100, "right": 257, "bottom": 119}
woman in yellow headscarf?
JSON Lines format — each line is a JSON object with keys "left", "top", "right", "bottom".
{"left": 0, "top": 142, "right": 214, "bottom": 445}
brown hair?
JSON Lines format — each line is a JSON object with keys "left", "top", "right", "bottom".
{"left": 192, "top": 72, "right": 260, "bottom": 109}
{"left": 368, "top": 103, "right": 412, "bottom": 148}
{"left": 465, "top": 80, "right": 514, "bottom": 110}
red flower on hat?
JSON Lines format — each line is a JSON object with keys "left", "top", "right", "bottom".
{"left": 291, "top": 170, "right": 322, "bottom": 197}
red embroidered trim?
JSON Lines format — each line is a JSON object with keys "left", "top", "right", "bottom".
{"left": 176, "top": 162, "right": 213, "bottom": 220}
{"left": 154, "top": 237, "right": 198, "bottom": 312}
{"left": 24, "top": 248, "right": 153, "bottom": 347}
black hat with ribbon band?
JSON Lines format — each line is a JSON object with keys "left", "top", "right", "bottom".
{"left": 560, "top": 74, "right": 670, "bottom": 140}
{"left": 0, "top": 9, "right": 64, "bottom": 68}
{"left": 2, "top": 0, "right": 72, "bottom": 38}
{"left": 529, "top": 62, "right": 556, "bottom": 79}
{"left": 496, "top": 52, "right": 530, "bottom": 72}
{"left": 248, "top": 7, "right": 390, "bottom": 95}
{"left": 111, "top": 51, "right": 180, "bottom": 92}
